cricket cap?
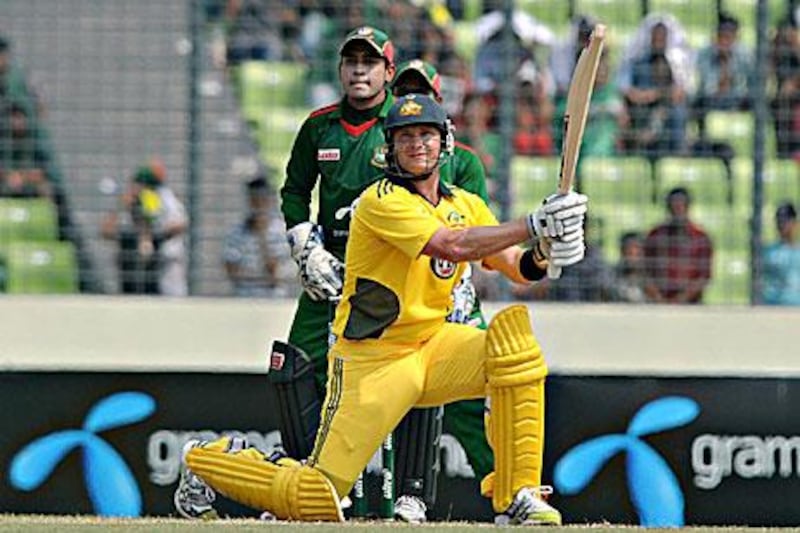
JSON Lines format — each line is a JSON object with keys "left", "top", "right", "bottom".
{"left": 339, "top": 26, "right": 395, "bottom": 65}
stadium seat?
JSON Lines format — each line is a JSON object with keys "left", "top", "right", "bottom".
{"left": 253, "top": 107, "right": 309, "bottom": 172}
{"left": 704, "top": 111, "right": 753, "bottom": 159}
{"left": 3, "top": 241, "right": 78, "bottom": 294}
{"left": 731, "top": 157, "right": 799, "bottom": 212}
{"left": 648, "top": 0, "right": 716, "bottom": 33}
{"left": 510, "top": 156, "right": 561, "bottom": 219}
{"left": 0, "top": 198, "right": 59, "bottom": 244}
{"left": 703, "top": 249, "right": 750, "bottom": 305}
{"left": 592, "top": 203, "right": 663, "bottom": 262}
{"left": 655, "top": 157, "right": 731, "bottom": 206}
{"left": 518, "top": 0, "right": 570, "bottom": 28}
{"left": 580, "top": 156, "right": 654, "bottom": 205}
{"left": 692, "top": 204, "right": 749, "bottom": 252}
{"left": 574, "top": 0, "right": 643, "bottom": 31}
{"left": 238, "top": 61, "right": 309, "bottom": 121}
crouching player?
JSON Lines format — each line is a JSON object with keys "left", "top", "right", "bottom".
{"left": 177, "top": 94, "right": 587, "bottom": 524}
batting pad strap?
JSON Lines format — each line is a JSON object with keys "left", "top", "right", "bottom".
{"left": 186, "top": 445, "right": 343, "bottom": 522}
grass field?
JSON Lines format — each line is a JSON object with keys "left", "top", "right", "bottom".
{"left": 0, "top": 516, "right": 787, "bottom": 533}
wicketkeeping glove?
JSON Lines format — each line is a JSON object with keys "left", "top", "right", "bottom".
{"left": 286, "top": 222, "right": 343, "bottom": 301}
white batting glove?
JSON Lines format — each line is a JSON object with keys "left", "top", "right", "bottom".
{"left": 286, "top": 222, "right": 343, "bottom": 301}
{"left": 525, "top": 191, "right": 588, "bottom": 241}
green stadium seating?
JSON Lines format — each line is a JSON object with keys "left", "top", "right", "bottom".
{"left": 3, "top": 241, "right": 78, "bottom": 294}
{"left": 731, "top": 157, "right": 800, "bottom": 211}
{"left": 253, "top": 106, "right": 309, "bottom": 173}
{"left": 649, "top": 0, "right": 717, "bottom": 33}
{"left": 574, "top": 0, "right": 644, "bottom": 31}
{"left": 518, "top": 0, "right": 571, "bottom": 28}
{"left": 721, "top": 0, "right": 788, "bottom": 46}
{"left": 655, "top": 157, "right": 731, "bottom": 206}
{"left": 692, "top": 204, "right": 749, "bottom": 251}
{"left": 704, "top": 111, "right": 776, "bottom": 160}
{"left": 703, "top": 249, "right": 750, "bottom": 305}
{"left": 592, "top": 203, "right": 663, "bottom": 262}
{"left": 580, "top": 156, "right": 654, "bottom": 205}
{"left": 0, "top": 198, "right": 59, "bottom": 244}
{"left": 510, "top": 156, "right": 561, "bottom": 219}
{"left": 238, "top": 61, "right": 308, "bottom": 121}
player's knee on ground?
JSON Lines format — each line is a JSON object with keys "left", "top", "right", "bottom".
{"left": 484, "top": 305, "right": 548, "bottom": 513}
{"left": 186, "top": 437, "right": 343, "bottom": 522}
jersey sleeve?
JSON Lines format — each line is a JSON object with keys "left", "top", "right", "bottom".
{"left": 355, "top": 181, "right": 442, "bottom": 260}
{"left": 280, "top": 116, "right": 321, "bottom": 228}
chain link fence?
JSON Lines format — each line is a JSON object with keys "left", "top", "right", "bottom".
{"left": 1, "top": 0, "right": 797, "bottom": 305}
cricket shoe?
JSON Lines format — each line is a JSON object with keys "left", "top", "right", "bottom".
{"left": 173, "top": 439, "right": 219, "bottom": 520}
{"left": 494, "top": 486, "right": 562, "bottom": 526}
{"left": 394, "top": 494, "right": 427, "bottom": 524}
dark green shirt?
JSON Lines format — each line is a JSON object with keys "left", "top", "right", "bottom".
{"left": 280, "top": 90, "right": 489, "bottom": 260}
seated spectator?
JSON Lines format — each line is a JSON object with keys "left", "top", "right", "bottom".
{"left": 612, "top": 231, "right": 649, "bottom": 303}
{"left": 770, "top": 16, "right": 800, "bottom": 159}
{"left": 222, "top": 176, "right": 296, "bottom": 297}
{"left": 643, "top": 187, "right": 713, "bottom": 303}
{"left": 761, "top": 202, "right": 800, "bottom": 305}
{"left": 101, "top": 159, "right": 188, "bottom": 296}
{"left": 513, "top": 61, "right": 555, "bottom": 156}
{"left": 224, "top": 0, "right": 303, "bottom": 66}
{"left": 455, "top": 91, "right": 502, "bottom": 207}
{"left": 550, "top": 15, "right": 597, "bottom": 99}
{"left": 617, "top": 14, "right": 694, "bottom": 158}
{"left": 692, "top": 12, "right": 753, "bottom": 136}
{"left": 0, "top": 167, "right": 52, "bottom": 199}
{"left": 472, "top": 6, "right": 554, "bottom": 94}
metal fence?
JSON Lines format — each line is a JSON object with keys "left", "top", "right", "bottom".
{"left": 1, "top": 0, "right": 797, "bottom": 305}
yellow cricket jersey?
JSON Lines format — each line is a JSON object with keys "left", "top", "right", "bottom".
{"left": 331, "top": 177, "right": 497, "bottom": 347}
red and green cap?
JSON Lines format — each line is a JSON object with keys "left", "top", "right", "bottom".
{"left": 339, "top": 26, "right": 395, "bottom": 65}
{"left": 392, "top": 59, "right": 442, "bottom": 100}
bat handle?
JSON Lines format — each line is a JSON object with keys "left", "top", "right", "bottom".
{"left": 547, "top": 263, "right": 562, "bottom": 280}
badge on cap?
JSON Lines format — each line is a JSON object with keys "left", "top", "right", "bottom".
{"left": 399, "top": 99, "right": 423, "bottom": 116}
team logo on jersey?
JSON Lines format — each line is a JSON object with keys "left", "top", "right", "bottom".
{"left": 318, "top": 148, "right": 341, "bottom": 161}
{"left": 371, "top": 145, "right": 388, "bottom": 168}
{"left": 447, "top": 210, "right": 465, "bottom": 225}
{"left": 430, "top": 257, "right": 457, "bottom": 279}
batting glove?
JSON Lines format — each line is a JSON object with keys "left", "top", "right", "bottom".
{"left": 525, "top": 191, "right": 588, "bottom": 241}
{"left": 286, "top": 222, "right": 344, "bottom": 301}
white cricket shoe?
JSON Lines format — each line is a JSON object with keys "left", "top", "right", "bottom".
{"left": 494, "top": 486, "right": 562, "bottom": 526}
{"left": 394, "top": 494, "right": 427, "bottom": 523}
{"left": 173, "top": 439, "right": 219, "bottom": 520}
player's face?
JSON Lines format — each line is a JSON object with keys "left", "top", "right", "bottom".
{"left": 340, "top": 46, "right": 393, "bottom": 108}
{"left": 393, "top": 124, "right": 442, "bottom": 176}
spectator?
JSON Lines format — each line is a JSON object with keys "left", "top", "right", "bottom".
{"left": 550, "top": 15, "right": 597, "bottom": 98}
{"left": 692, "top": 12, "right": 753, "bottom": 135}
{"left": 0, "top": 167, "right": 51, "bottom": 199}
{"left": 222, "top": 176, "right": 296, "bottom": 297}
{"left": 456, "top": 92, "right": 502, "bottom": 208}
{"left": 761, "top": 202, "right": 800, "bottom": 305}
{"left": 513, "top": 60, "right": 555, "bottom": 156}
{"left": 224, "top": 0, "right": 304, "bottom": 66}
{"left": 101, "top": 160, "right": 188, "bottom": 296}
{"left": 0, "top": 35, "right": 37, "bottom": 118}
{"left": 472, "top": 7, "right": 554, "bottom": 94}
{"left": 617, "top": 15, "right": 694, "bottom": 158}
{"left": 612, "top": 231, "right": 649, "bottom": 303}
{"left": 643, "top": 187, "right": 713, "bottom": 303}
{"left": 770, "top": 16, "right": 800, "bottom": 158}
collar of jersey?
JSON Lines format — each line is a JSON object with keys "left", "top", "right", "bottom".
{"left": 329, "top": 90, "right": 395, "bottom": 120}
{"left": 387, "top": 174, "right": 453, "bottom": 200}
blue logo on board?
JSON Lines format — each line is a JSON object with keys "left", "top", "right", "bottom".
{"left": 554, "top": 396, "right": 700, "bottom": 526}
{"left": 9, "top": 391, "right": 156, "bottom": 517}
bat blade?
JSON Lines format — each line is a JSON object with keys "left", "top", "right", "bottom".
{"left": 548, "top": 24, "right": 605, "bottom": 280}
{"left": 557, "top": 24, "right": 606, "bottom": 194}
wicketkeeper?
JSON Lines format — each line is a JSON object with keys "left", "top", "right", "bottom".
{"left": 180, "top": 94, "right": 587, "bottom": 525}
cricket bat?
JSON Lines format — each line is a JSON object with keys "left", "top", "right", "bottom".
{"left": 549, "top": 23, "right": 606, "bottom": 279}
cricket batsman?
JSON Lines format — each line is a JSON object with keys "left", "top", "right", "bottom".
{"left": 179, "top": 94, "right": 587, "bottom": 525}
